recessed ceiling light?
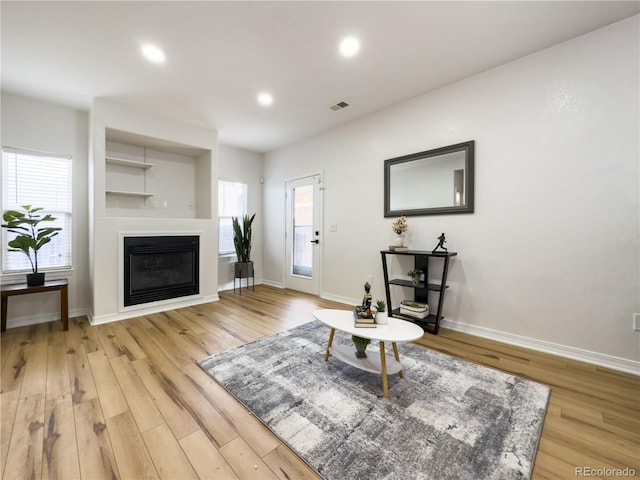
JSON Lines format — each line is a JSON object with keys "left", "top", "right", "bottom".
{"left": 339, "top": 36, "right": 360, "bottom": 58}
{"left": 257, "top": 92, "right": 273, "bottom": 107}
{"left": 141, "top": 44, "right": 166, "bottom": 64}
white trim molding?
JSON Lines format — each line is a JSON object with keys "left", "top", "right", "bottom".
{"left": 3, "top": 307, "right": 87, "bottom": 330}
{"left": 88, "top": 294, "right": 219, "bottom": 326}
{"left": 441, "top": 318, "right": 640, "bottom": 376}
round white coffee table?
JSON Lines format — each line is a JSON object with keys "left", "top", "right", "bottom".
{"left": 314, "top": 309, "right": 424, "bottom": 398}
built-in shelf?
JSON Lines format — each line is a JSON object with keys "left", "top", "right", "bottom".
{"left": 105, "top": 190, "right": 154, "bottom": 198}
{"left": 106, "top": 156, "right": 154, "bottom": 169}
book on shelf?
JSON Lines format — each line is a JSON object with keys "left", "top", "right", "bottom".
{"left": 389, "top": 246, "right": 409, "bottom": 252}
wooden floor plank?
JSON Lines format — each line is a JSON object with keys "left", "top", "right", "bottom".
{"left": 143, "top": 423, "right": 198, "bottom": 480}
{"left": 106, "top": 410, "right": 159, "bottom": 480}
{"left": 20, "top": 341, "right": 48, "bottom": 399}
{"left": 45, "top": 343, "right": 70, "bottom": 400}
{"left": 87, "top": 350, "right": 129, "bottom": 419}
{"left": 65, "top": 342, "right": 98, "bottom": 405}
{"left": 0, "top": 389, "right": 20, "bottom": 473}
{"left": 131, "top": 356, "right": 200, "bottom": 440}
{"left": 179, "top": 429, "right": 239, "bottom": 480}
{"left": 0, "top": 339, "right": 29, "bottom": 394}
{"left": 109, "top": 354, "right": 164, "bottom": 433}
{"left": 74, "top": 397, "right": 120, "bottom": 480}
{"left": 3, "top": 394, "right": 45, "bottom": 480}
{"left": 42, "top": 394, "right": 81, "bottom": 480}
{"left": 219, "top": 437, "right": 280, "bottom": 480}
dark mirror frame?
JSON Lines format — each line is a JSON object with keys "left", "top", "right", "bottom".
{"left": 384, "top": 140, "right": 475, "bottom": 217}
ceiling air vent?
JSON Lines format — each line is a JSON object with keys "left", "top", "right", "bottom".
{"left": 330, "top": 101, "right": 349, "bottom": 111}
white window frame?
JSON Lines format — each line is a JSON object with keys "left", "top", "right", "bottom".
{"left": 1, "top": 147, "right": 73, "bottom": 276}
{"left": 218, "top": 179, "right": 247, "bottom": 256}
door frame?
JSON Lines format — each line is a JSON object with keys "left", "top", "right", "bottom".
{"left": 283, "top": 172, "right": 323, "bottom": 295}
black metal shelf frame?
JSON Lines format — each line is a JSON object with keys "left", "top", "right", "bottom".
{"left": 381, "top": 249, "right": 457, "bottom": 335}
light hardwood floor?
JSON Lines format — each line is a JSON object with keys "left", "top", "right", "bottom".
{"left": 1, "top": 285, "right": 638, "bottom": 479}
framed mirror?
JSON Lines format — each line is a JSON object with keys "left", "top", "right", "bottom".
{"left": 384, "top": 140, "right": 474, "bottom": 216}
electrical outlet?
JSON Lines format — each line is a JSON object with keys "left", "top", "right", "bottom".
{"left": 634, "top": 313, "right": 640, "bottom": 331}
{"left": 188, "top": 201, "right": 195, "bottom": 210}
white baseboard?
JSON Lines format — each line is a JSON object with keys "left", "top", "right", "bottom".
{"left": 89, "top": 294, "right": 220, "bottom": 326}
{"left": 320, "top": 292, "right": 358, "bottom": 307}
{"left": 441, "top": 318, "right": 640, "bottom": 376}
{"left": 4, "top": 308, "right": 87, "bottom": 330}
{"left": 217, "top": 278, "right": 264, "bottom": 292}
{"left": 261, "top": 279, "right": 284, "bottom": 289}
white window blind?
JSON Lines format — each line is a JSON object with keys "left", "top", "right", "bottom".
{"left": 218, "top": 180, "right": 247, "bottom": 255}
{"left": 2, "top": 147, "right": 72, "bottom": 273}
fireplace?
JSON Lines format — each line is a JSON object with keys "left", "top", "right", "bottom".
{"left": 123, "top": 235, "right": 199, "bottom": 307}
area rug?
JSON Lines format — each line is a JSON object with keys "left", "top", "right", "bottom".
{"left": 198, "top": 321, "right": 549, "bottom": 480}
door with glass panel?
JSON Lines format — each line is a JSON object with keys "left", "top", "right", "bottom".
{"left": 285, "top": 175, "right": 321, "bottom": 295}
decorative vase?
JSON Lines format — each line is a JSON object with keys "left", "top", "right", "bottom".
{"left": 26, "top": 272, "right": 45, "bottom": 286}
{"left": 393, "top": 235, "right": 405, "bottom": 247}
{"left": 376, "top": 311, "right": 388, "bottom": 325}
{"left": 354, "top": 343, "right": 368, "bottom": 359}
{"left": 411, "top": 278, "right": 419, "bottom": 286}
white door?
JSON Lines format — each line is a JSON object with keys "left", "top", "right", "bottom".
{"left": 285, "top": 175, "right": 321, "bottom": 295}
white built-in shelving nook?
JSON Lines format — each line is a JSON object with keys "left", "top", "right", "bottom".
{"left": 89, "top": 99, "right": 219, "bottom": 325}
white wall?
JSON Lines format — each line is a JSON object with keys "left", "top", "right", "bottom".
{"left": 1, "top": 93, "right": 90, "bottom": 326}
{"left": 217, "top": 144, "right": 264, "bottom": 291}
{"left": 264, "top": 17, "right": 640, "bottom": 368}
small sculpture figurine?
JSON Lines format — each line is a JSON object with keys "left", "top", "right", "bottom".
{"left": 432, "top": 233, "right": 448, "bottom": 253}
{"left": 355, "top": 281, "right": 374, "bottom": 318}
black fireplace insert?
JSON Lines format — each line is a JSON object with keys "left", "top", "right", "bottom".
{"left": 124, "top": 235, "right": 199, "bottom": 307}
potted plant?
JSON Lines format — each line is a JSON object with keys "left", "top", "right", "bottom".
{"left": 351, "top": 335, "right": 371, "bottom": 359}
{"left": 1, "top": 205, "right": 62, "bottom": 286}
{"left": 391, "top": 215, "right": 408, "bottom": 247}
{"left": 408, "top": 269, "right": 422, "bottom": 286}
{"left": 232, "top": 213, "right": 256, "bottom": 279}
{"left": 375, "top": 299, "right": 388, "bottom": 325}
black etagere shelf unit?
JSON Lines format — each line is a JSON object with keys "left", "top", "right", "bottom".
{"left": 381, "top": 249, "right": 457, "bottom": 335}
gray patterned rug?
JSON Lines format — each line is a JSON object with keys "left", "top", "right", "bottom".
{"left": 198, "top": 321, "right": 549, "bottom": 480}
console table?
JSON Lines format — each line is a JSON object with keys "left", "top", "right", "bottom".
{"left": 1, "top": 279, "right": 69, "bottom": 332}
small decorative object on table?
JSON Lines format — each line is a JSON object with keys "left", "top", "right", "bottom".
{"left": 1, "top": 205, "right": 62, "bottom": 286}
{"left": 375, "top": 299, "right": 388, "bottom": 325}
{"left": 354, "top": 281, "right": 376, "bottom": 328}
{"left": 351, "top": 335, "right": 371, "bottom": 358}
{"left": 432, "top": 232, "right": 448, "bottom": 253}
{"left": 391, "top": 215, "right": 408, "bottom": 248}
{"left": 407, "top": 269, "right": 422, "bottom": 286}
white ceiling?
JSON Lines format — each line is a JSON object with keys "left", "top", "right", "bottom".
{"left": 2, "top": 1, "right": 638, "bottom": 153}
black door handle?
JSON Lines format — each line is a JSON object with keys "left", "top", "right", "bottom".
{"left": 310, "top": 239, "right": 319, "bottom": 244}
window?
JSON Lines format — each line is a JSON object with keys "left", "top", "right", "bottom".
{"left": 1, "top": 148, "right": 72, "bottom": 274}
{"left": 218, "top": 180, "right": 247, "bottom": 255}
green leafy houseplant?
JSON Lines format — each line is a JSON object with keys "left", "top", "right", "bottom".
{"left": 352, "top": 335, "right": 371, "bottom": 358}
{"left": 232, "top": 213, "right": 256, "bottom": 262}
{"left": 375, "top": 299, "right": 386, "bottom": 313}
{"left": 2, "top": 205, "right": 61, "bottom": 285}
{"left": 408, "top": 269, "right": 422, "bottom": 285}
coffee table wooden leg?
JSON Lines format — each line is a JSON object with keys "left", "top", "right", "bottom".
{"left": 379, "top": 341, "right": 389, "bottom": 398}
{"left": 392, "top": 342, "right": 404, "bottom": 378}
{"left": 60, "top": 284, "right": 69, "bottom": 331}
{"left": 324, "top": 328, "right": 335, "bottom": 361}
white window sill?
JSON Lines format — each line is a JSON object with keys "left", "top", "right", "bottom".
{"left": 1, "top": 269, "right": 74, "bottom": 285}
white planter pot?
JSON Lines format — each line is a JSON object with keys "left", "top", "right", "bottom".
{"left": 376, "top": 311, "right": 389, "bottom": 325}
